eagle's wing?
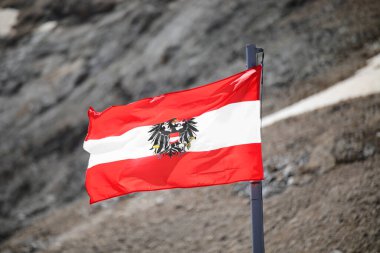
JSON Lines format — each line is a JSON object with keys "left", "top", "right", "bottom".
{"left": 180, "top": 118, "right": 198, "bottom": 145}
{"left": 148, "top": 124, "right": 170, "bottom": 154}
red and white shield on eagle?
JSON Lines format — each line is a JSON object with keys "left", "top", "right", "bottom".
{"left": 169, "top": 132, "right": 180, "bottom": 144}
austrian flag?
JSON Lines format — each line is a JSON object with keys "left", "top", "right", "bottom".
{"left": 84, "top": 66, "right": 264, "bottom": 203}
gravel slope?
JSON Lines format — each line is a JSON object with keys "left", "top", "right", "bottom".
{"left": 2, "top": 94, "right": 379, "bottom": 253}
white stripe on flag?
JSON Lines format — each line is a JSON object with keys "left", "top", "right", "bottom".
{"left": 84, "top": 101, "right": 261, "bottom": 168}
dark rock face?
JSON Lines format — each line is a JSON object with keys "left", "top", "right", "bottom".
{"left": 333, "top": 132, "right": 377, "bottom": 163}
{"left": 260, "top": 95, "right": 380, "bottom": 198}
{"left": 0, "top": 0, "right": 380, "bottom": 241}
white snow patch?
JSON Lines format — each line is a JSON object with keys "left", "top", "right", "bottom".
{"left": 36, "top": 21, "right": 57, "bottom": 34}
{"left": 0, "top": 8, "right": 19, "bottom": 37}
{"left": 262, "top": 54, "right": 380, "bottom": 128}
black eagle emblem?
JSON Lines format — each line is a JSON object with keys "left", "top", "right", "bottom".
{"left": 148, "top": 118, "right": 198, "bottom": 157}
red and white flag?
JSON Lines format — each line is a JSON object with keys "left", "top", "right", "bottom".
{"left": 84, "top": 66, "right": 263, "bottom": 203}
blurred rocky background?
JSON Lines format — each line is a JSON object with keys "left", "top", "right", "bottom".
{"left": 0, "top": 0, "right": 379, "bottom": 252}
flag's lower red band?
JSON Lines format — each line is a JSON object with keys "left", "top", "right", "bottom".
{"left": 86, "top": 143, "right": 263, "bottom": 204}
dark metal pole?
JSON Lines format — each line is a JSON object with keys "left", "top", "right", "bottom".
{"left": 246, "top": 44, "right": 265, "bottom": 253}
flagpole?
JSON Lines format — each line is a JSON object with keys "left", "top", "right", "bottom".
{"left": 246, "top": 44, "right": 265, "bottom": 253}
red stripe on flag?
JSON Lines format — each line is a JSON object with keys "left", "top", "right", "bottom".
{"left": 86, "top": 66, "right": 261, "bottom": 140}
{"left": 86, "top": 143, "right": 263, "bottom": 203}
